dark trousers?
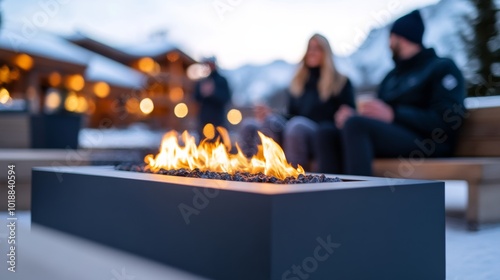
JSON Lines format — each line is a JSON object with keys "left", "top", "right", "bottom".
{"left": 315, "top": 116, "right": 452, "bottom": 176}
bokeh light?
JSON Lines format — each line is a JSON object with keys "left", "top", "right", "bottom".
{"left": 203, "top": 123, "right": 215, "bottom": 139}
{"left": 75, "top": 96, "right": 88, "bottom": 113}
{"left": 64, "top": 92, "right": 78, "bottom": 112}
{"left": 126, "top": 98, "right": 140, "bottom": 114}
{"left": 93, "top": 81, "right": 110, "bottom": 98}
{"left": 140, "top": 97, "right": 154, "bottom": 114}
{"left": 227, "top": 109, "right": 243, "bottom": 125}
{"left": 48, "top": 72, "right": 62, "bottom": 87}
{"left": 45, "top": 90, "right": 62, "bottom": 111}
{"left": 65, "top": 74, "right": 85, "bottom": 91}
{"left": 0, "top": 87, "right": 11, "bottom": 104}
{"left": 174, "top": 102, "right": 188, "bottom": 118}
{"left": 138, "top": 57, "right": 155, "bottom": 73}
{"left": 186, "top": 63, "right": 210, "bottom": 80}
{"left": 169, "top": 87, "right": 184, "bottom": 102}
{"left": 14, "top": 54, "right": 34, "bottom": 71}
{"left": 167, "top": 52, "right": 179, "bottom": 62}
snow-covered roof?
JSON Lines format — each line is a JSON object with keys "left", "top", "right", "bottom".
{"left": 0, "top": 28, "right": 89, "bottom": 66}
{"left": 0, "top": 28, "right": 147, "bottom": 89}
{"left": 67, "top": 31, "right": 186, "bottom": 60}
{"left": 85, "top": 55, "right": 146, "bottom": 89}
{"left": 117, "top": 40, "right": 177, "bottom": 58}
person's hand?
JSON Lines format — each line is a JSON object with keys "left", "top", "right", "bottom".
{"left": 358, "top": 99, "right": 394, "bottom": 123}
{"left": 200, "top": 80, "right": 215, "bottom": 97}
{"left": 335, "top": 105, "right": 356, "bottom": 129}
{"left": 254, "top": 104, "right": 272, "bottom": 122}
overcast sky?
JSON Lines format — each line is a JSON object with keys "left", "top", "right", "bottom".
{"left": 1, "top": 0, "right": 439, "bottom": 68}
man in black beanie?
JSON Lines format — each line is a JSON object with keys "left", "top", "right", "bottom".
{"left": 315, "top": 10, "right": 466, "bottom": 175}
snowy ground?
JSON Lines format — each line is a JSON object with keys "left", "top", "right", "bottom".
{"left": 0, "top": 181, "right": 498, "bottom": 279}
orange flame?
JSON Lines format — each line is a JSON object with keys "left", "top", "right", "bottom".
{"left": 144, "top": 127, "right": 304, "bottom": 180}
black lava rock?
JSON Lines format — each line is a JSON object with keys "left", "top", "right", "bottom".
{"left": 114, "top": 163, "right": 342, "bottom": 184}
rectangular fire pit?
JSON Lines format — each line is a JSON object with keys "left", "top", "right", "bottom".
{"left": 32, "top": 166, "right": 444, "bottom": 280}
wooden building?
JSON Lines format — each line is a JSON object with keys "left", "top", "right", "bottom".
{"left": 0, "top": 28, "right": 199, "bottom": 134}
{"left": 68, "top": 33, "right": 198, "bottom": 130}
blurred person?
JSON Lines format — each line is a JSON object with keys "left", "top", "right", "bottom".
{"left": 194, "top": 56, "right": 232, "bottom": 139}
{"left": 316, "top": 10, "right": 466, "bottom": 175}
{"left": 238, "top": 34, "right": 355, "bottom": 170}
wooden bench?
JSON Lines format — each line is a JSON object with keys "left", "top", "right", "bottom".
{"left": 373, "top": 101, "right": 500, "bottom": 230}
{"left": 0, "top": 149, "right": 144, "bottom": 210}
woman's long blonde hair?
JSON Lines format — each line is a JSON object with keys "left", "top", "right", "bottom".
{"left": 289, "top": 34, "right": 347, "bottom": 102}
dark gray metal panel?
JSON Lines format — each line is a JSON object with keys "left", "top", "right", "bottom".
{"left": 32, "top": 170, "right": 273, "bottom": 280}
{"left": 270, "top": 183, "right": 445, "bottom": 280}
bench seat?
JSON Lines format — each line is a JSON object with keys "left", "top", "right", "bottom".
{"left": 374, "top": 100, "right": 500, "bottom": 230}
{"left": 374, "top": 157, "right": 500, "bottom": 230}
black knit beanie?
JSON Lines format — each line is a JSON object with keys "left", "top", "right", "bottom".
{"left": 390, "top": 10, "right": 425, "bottom": 46}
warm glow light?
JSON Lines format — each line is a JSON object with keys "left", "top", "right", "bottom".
{"left": 75, "top": 96, "right": 88, "bottom": 113}
{"left": 14, "top": 54, "right": 34, "bottom": 71}
{"left": 9, "top": 68, "right": 20, "bottom": 81}
{"left": 0, "top": 88, "right": 10, "bottom": 104}
{"left": 126, "top": 98, "right": 140, "bottom": 114}
{"left": 203, "top": 123, "right": 215, "bottom": 139}
{"left": 64, "top": 92, "right": 78, "bottom": 112}
{"left": 167, "top": 52, "right": 180, "bottom": 62}
{"left": 0, "top": 65, "right": 10, "bottom": 83}
{"left": 227, "top": 109, "right": 243, "bottom": 125}
{"left": 144, "top": 129, "right": 305, "bottom": 180}
{"left": 174, "top": 103, "right": 188, "bottom": 118}
{"left": 45, "top": 90, "right": 62, "bottom": 110}
{"left": 140, "top": 98, "right": 154, "bottom": 115}
{"left": 87, "top": 99, "right": 96, "bottom": 114}
{"left": 138, "top": 57, "right": 155, "bottom": 73}
{"left": 153, "top": 62, "right": 161, "bottom": 74}
{"left": 48, "top": 72, "right": 62, "bottom": 87}
{"left": 65, "top": 74, "right": 85, "bottom": 91}
{"left": 186, "top": 63, "right": 210, "bottom": 80}
{"left": 169, "top": 87, "right": 184, "bottom": 102}
{"left": 93, "top": 81, "right": 110, "bottom": 98}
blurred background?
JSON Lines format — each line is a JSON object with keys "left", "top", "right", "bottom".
{"left": 0, "top": 0, "right": 498, "bottom": 150}
{"left": 1, "top": 1, "right": 500, "bottom": 279}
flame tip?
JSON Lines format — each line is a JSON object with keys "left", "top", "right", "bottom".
{"left": 145, "top": 129, "right": 305, "bottom": 180}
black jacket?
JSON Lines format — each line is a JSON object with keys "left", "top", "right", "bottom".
{"left": 378, "top": 48, "right": 466, "bottom": 148}
{"left": 288, "top": 68, "right": 355, "bottom": 123}
{"left": 194, "top": 70, "right": 232, "bottom": 127}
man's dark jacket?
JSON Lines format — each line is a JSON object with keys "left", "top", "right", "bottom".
{"left": 378, "top": 48, "right": 466, "bottom": 150}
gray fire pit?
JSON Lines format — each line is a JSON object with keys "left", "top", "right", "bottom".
{"left": 32, "top": 166, "right": 444, "bottom": 280}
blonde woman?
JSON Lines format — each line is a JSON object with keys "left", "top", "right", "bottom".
{"left": 238, "top": 34, "right": 355, "bottom": 171}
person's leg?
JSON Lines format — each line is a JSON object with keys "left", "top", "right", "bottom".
{"left": 237, "top": 114, "right": 286, "bottom": 157}
{"left": 237, "top": 118, "right": 261, "bottom": 157}
{"left": 283, "top": 116, "right": 318, "bottom": 169}
{"left": 261, "top": 114, "right": 287, "bottom": 145}
{"left": 314, "top": 122, "right": 343, "bottom": 174}
{"left": 341, "top": 116, "right": 423, "bottom": 176}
